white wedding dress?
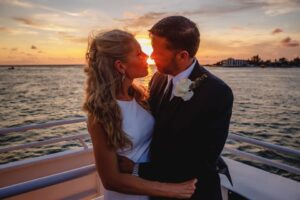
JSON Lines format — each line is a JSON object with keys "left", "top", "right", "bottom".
{"left": 103, "top": 98, "right": 154, "bottom": 200}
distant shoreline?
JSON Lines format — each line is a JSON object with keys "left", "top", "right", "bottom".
{"left": 0, "top": 64, "right": 84, "bottom": 68}
{"left": 205, "top": 65, "right": 300, "bottom": 68}
{"left": 0, "top": 64, "right": 299, "bottom": 69}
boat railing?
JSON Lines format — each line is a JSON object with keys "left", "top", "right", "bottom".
{"left": 0, "top": 132, "right": 90, "bottom": 153}
{"left": 225, "top": 134, "right": 300, "bottom": 175}
{"left": 0, "top": 117, "right": 299, "bottom": 199}
{"left": 0, "top": 117, "right": 86, "bottom": 136}
{"left": 0, "top": 164, "right": 96, "bottom": 199}
{"left": 0, "top": 117, "right": 299, "bottom": 175}
{"left": 0, "top": 117, "right": 90, "bottom": 154}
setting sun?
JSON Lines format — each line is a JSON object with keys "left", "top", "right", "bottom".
{"left": 146, "top": 57, "right": 155, "bottom": 65}
{"left": 135, "top": 35, "right": 155, "bottom": 65}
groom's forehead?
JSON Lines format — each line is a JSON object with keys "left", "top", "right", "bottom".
{"left": 152, "top": 37, "right": 175, "bottom": 52}
{"left": 151, "top": 35, "right": 169, "bottom": 46}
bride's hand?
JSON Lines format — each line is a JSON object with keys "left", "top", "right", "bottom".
{"left": 166, "top": 178, "right": 197, "bottom": 199}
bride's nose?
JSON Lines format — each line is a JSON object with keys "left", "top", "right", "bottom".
{"left": 144, "top": 52, "right": 148, "bottom": 59}
{"left": 150, "top": 52, "right": 155, "bottom": 60}
{"left": 142, "top": 52, "right": 148, "bottom": 60}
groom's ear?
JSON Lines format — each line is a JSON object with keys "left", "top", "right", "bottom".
{"left": 114, "top": 60, "right": 126, "bottom": 74}
{"left": 177, "top": 50, "right": 190, "bottom": 62}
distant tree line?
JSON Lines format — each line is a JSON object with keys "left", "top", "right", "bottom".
{"left": 213, "top": 55, "right": 300, "bottom": 67}
{"left": 248, "top": 55, "right": 300, "bottom": 67}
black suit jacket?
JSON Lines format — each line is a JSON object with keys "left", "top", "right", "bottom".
{"left": 139, "top": 61, "right": 234, "bottom": 200}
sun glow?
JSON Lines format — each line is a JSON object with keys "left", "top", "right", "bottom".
{"left": 135, "top": 35, "right": 155, "bottom": 65}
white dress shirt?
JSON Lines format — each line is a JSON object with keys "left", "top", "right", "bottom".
{"left": 164, "top": 59, "right": 197, "bottom": 100}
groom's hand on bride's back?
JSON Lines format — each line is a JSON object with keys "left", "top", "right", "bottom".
{"left": 117, "top": 155, "right": 134, "bottom": 173}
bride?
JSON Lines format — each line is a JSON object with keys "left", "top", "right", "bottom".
{"left": 83, "top": 29, "right": 197, "bottom": 200}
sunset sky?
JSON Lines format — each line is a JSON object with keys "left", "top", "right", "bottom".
{"left": 0, "top": 0, "right": 299, "bottom": 65}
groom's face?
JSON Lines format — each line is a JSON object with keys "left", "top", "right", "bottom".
{"left": 151, "top": 35, "right": 178, "bottom": 75}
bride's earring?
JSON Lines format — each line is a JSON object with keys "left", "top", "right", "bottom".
{"left": 121, "top": 74, "right": 125, "bottom": 82}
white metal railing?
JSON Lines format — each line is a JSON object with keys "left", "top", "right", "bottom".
{"left": 0, "top": 164, "right": 96, "bottom": 199}
{"left": 0, "top": 117, "right": 89, "bottom": 153}
{"left": 224, "top": 147, "right": 300, "bottom": 175}
{"left": 0, "top": 133, "right": 90, "bottom": 153}
{"left": 224, "top": 133, "right": 300, "bottom": 175}
{"left": 227, "top": 134, "right": 299, "bottom": 157}
{"left": 0, "top": 117, "right": 299, "bottom": 198}
{"left": 0, "top": 118, "right": 299, "bottom": 174}
{"left": 0, "top": 117, "right": 86, "bottom": 135}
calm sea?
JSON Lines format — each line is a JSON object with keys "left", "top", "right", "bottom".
{"left": 0, "top": 66, "right": 299, "bottom": 180}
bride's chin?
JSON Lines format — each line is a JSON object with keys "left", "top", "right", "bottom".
{"left": 141, "top": 71, "right": 148, "bottom": 77}
{"left": 134, "top": 71, "right": 148, "bottom": 79}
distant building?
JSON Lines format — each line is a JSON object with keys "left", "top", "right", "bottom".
{"left": 221, "top": 58, "right": 248, "bottom": 67}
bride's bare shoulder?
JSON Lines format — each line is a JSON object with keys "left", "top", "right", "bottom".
{"left": 87, "top": 116, "right": 105, "bottom": 136}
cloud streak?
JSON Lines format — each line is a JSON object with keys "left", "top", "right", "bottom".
{"left": 1, "top": 0, "right": 87, "bottom": 17}
{"left": 0, "top": 26, "right": 38, "bottom": 35}
{"left": 281, "top": 37, "right": 299, "bottom": 47}
{"left": 231, "top": 26, "right": 245, "bottom": 31}
{"left": 0, "top": 27, "right": 11, "bottom": 33}
{"left": 262, "top": 0, "right": 300, "bottom": 16}
{"left": 272, "top": 28, "right": 283, "bottom": 35}
{"left": 119, "top": 0, "right": 296, "bottom": 30}
{"left": 182, "top": 0, "right": 300, "bottom": 16}
{"left": 58, "top": 32, "right": 87, "bottom": 43}
{"left": 13, "top": 17, "right": 41, "bottom": 26}
{"left": 118, "top": 12, "right": 167, "bottom": 29}
{"left": 1, "top": 0, "right": 33, "bottom": 8}
{"left": 12, "top": 17, "right": 76, "bottom": 32}
{"left": 182, "top": 2, "right": 265, "bottom": 16}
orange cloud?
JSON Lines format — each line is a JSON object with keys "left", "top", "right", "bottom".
{"left": 0, "top": 27, "right": 12, "bottom": 33}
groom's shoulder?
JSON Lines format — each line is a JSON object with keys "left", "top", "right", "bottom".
{"left": 153, "top": 71, "right": 167, "bottom": 80}
{"left": 209, "top": 73, "right": 233, "bottom": 104}
{"left": 209, "top": 72, "right": 231, "bottom": 92}
{"left": 196, "top": 66, "right": 233, "bottom": 100}
{"left": 150, "top": 71, "right": 167, "bottom": 85}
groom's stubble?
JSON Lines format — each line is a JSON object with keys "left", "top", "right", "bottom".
{"left": 158, "top": 56, "right": 180, "bottom": 76}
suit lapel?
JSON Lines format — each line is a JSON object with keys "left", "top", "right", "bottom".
{"left": 154, "top": 75, "right": 168, "bottom": 116}
{"left": 188, "top": 61, "right": 208, "bottom": 81}
{"left": 157, "top": 61, "right": 208, "bottom": 123}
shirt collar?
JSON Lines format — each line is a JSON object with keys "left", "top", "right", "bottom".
{"left": 167, "top": 59, "right": 197, "bottom": 87}
{"left": 164, "top": 59, "right": 197, "bottom": 98}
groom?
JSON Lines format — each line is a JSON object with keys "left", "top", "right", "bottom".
{"left": 121, "top": 16, "right": 233, "bottom": 200}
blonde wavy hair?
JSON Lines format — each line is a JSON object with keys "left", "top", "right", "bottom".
{"left": 83, "top": 29, "right": 149, "bottom": 150}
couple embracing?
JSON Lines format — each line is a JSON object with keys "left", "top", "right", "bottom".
{"left": 83, "top": 16, "right": 234, "bottom": 200}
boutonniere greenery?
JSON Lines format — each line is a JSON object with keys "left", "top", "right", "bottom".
{"left": 173, "top": 74, "right": 208, "bottom": 101}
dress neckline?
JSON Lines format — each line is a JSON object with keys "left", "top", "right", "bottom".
{"left": 116, "top": 98, "right": 135, "bottom": 103}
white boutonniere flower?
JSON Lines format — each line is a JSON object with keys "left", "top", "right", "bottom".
{"left": 173, "top": 74, "right": 208, "bottom": 101}
{"left": 173, "top": 78, "right": 194, "bottom": 101}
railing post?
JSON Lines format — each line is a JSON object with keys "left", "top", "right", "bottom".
{"left": 78, "top": 138, "right": 89, "bottom": 149}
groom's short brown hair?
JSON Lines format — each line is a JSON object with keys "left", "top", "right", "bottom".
{"left": 149, "top": 16, "right": 200, "bottom": 57}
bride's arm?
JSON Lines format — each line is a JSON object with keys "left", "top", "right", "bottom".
{"left": 87, "top": 118, "right": 196, "bottom": 199}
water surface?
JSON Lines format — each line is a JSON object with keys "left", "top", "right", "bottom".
{"left": 0, "top": 66, "right": 299, "bottom": 180}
